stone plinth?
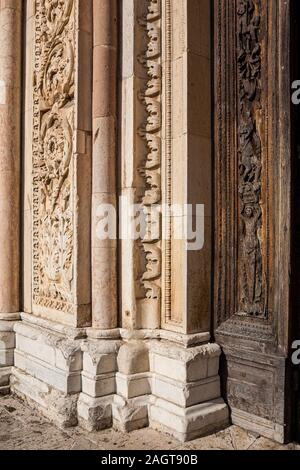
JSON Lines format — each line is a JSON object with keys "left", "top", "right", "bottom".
{"left": 11, "top": 314, "right": 84, "bottom": 427}
{"left": 149, "top": 339, "right": 228, "bottom": 442}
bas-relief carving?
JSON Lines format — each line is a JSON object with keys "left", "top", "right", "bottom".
{"left": 136, "top": 0, "right": 162, "bottom": 326}
{"left": 237, "top": 0, "right": 265, "bottom": 318}
{"left": 33, "top": 0, "right": 75, "bottom": 314}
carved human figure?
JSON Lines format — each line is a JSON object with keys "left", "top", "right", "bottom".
{"left": 239, "top": 203, "right": 263, "bottom": 313}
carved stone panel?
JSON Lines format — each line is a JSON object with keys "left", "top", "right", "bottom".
{"left": 32, "top": 0, "right": 92, "bottom": 326}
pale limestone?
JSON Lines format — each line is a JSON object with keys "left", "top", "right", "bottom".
{"left": 149, "top": 397, "right": 229, "bottom": 442}
{"left": 116, "top": 372, "right": 151, "bottom": 399}
{"left": 81, "top": 372, "right": 116, "bottom": 398}
{"left": 77, "top": 393, "right": 113, "bottom": 431}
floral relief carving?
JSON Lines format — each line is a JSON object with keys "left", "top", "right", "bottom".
{"left": 33, "top": 0, "right": 75, "bottom": 313}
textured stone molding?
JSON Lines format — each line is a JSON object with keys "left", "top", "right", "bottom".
{"left": 136, "top": 0, "right": 162, "bottom": 329}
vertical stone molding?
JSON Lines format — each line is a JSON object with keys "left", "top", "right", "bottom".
{"left": 121, "top": 0, "right": 161, "bottom": 331}
{"left": 136, "top": 0, "right": 162, "bottom": 330}
{"left": 0, "top": 0, "right": 22, "bottom": 394}
{"left": 118, "top": 0, "right": 228, "bottom": 439}
{"left": 91, "top": 0, "right": 118, "bottom": 331}
{"left": 77, "top": 0, "right": 120, "bottom": 432}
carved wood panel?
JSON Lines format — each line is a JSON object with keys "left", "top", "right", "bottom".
{"left": 214, "top": 0, "right": 292, "bottom": 441}
{"left": 215, "top": 0, "right": 273, "bottom": 333}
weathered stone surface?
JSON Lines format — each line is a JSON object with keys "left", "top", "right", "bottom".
{"left": 0, "top": 396, "right": 298, "bottom": 450}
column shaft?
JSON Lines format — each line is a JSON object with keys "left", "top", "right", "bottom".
{"left": 92, "top": 0, "right": 118, "bottom": 329}
{"left": 0, "top": 0, "right": 22, "bottom": 316}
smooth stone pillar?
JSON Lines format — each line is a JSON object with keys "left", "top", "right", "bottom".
{"left": 0, "top": 0, "right": 22, "bottom": 394}
{"left": 92, "top": 0, "right": 118, "bottom": 330}
{"left": 0, "top": 0, "right": 22, "bottom": 316}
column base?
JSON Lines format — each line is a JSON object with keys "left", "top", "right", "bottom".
{"left": 11, "top": 368, "right": 79, "bottom": 427}
{"left": 77, "top": 336, "right": 121, "bottom": 431}
{"left": 149, "top": 339, "right": 229, "bottom": 441}
{"left": 77, "top": 393, "right": 113, "bottom": 431}
{"left": 112, "top": 395, "right": 149, "bottom": 432}
{"left": 0, "top": 316, "right": 20, "bottom": 394}
{"left": 0, "top": 366, "right": 11, "bottom": 395}
{"left": 149, "top": 397, "right": 229, "bottom": 442}
{"left": 11, "top": 315, "right": 83, "bottom": 427}
{"left": 3, "top": 318, "right": 229, "bottom": 442}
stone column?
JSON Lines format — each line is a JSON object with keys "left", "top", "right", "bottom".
{"left": 77, "top": 0, "right": 121, "bottom": 431}
{"left": 91, "top": 0, "right": 118, "bottom": 330}
{"left": 0, "top": 0, "right": 22, "bottom": 394}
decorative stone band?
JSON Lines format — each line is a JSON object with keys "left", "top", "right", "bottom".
{"left": 136, "top": 0, "right": 162, "bottom": 329}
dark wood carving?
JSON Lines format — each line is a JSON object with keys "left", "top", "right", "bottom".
{"left": 214, "top": 0, "right": 292, "bottom": 442}
{"left": 237, "top": 0, "right": 265, "bottom": 317}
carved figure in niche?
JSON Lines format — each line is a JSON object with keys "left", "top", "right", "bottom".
{"left": 237, "top": 0, "right": 261, "bottom": 102}
{"left": 238, "top": 116, "right": 262, "bottom": 183}
{"left": 236, "top": 0, "right": 264, "bottom": 316}
{"left": 239, "top": 203, "right": 263, "bottom": 314}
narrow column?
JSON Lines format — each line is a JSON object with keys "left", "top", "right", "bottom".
{"left": 0, "top": 0, "right": 22, "bottom": 394}
{"left": 92, "top": 0, "right": 118, "bottom": 330}
{"left": 0, "top": 0, "right": 21, "bottom": 318}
